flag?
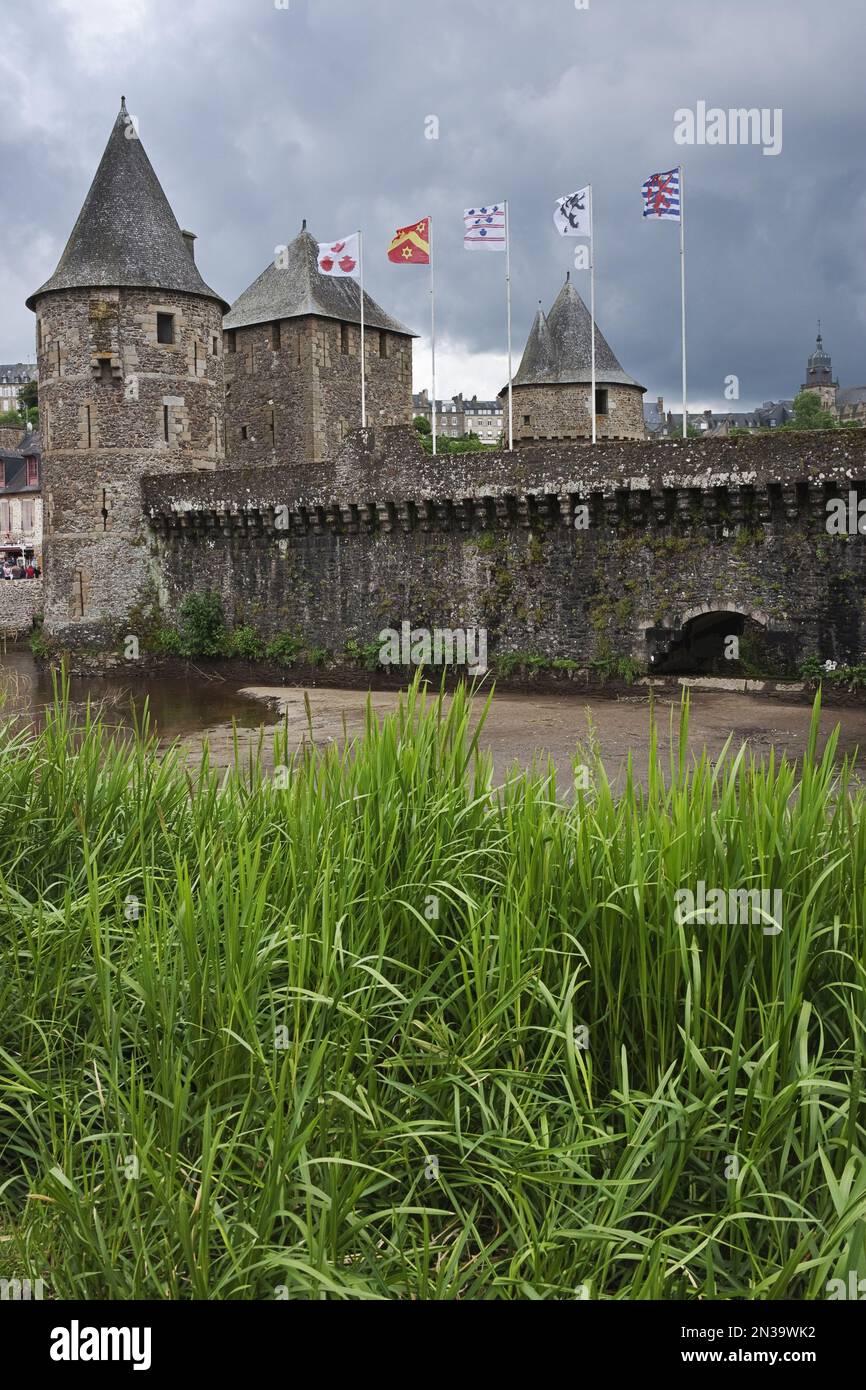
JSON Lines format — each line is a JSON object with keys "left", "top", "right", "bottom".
{"left": 464, "top": 203, "right": 506, "bottom": 251}
{"left": 388, "top": 218, "right": 430, "bottom": 264}
{"left": 642, "top": 168, "right": 681, "bottom": 220}
{"left": 317, "top": 234, "right": 360, "bottom": 277}
{"left": 554, "top": 187, "right": 590, "bottom": 237}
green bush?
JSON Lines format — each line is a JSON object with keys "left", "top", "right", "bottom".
{"left": 226, "top": 626, "right": 266, "bottom": 661}
{"left": 176, "top": 592, "right": 226, "bottom": 658}
{"left": 265, "top": 633, "right": 304, "bottom": 667}
{"left": 345, "top": 638, "right": 382, "bottom": 670}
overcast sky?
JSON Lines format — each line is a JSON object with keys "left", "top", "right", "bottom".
{"left": 2, "top": 0, "right": 864, "bottom": 410}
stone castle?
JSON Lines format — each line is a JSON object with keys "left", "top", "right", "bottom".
{"left": 22, "top": 101, "right": 866, "bottom": 673}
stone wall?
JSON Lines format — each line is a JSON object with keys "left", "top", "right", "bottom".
{"left": 0, "top": 578, "right": 42, "bottom": 636}
{"left": 510, "top": 382, "right": 646, "bottom": 444}
{"left": 35, "top": 285, "right": 225, "bottom": 646}
{"left": 223, "top": 316, "right": 413, "bottom": 467}
{"left": 140, "top": 428, "right": 866, "bottom": 672}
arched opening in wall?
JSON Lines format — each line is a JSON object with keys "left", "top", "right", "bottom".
{"left": 648, "top": 610, "right": 773, "bottom": 676}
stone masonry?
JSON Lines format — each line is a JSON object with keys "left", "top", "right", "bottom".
{"left": 141, "top": 427, "right": 866, "bottom": 673}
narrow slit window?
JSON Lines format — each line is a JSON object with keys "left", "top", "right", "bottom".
{"left": 379, "top": 331, "right": 388, "bottom": 358}
{"left": 163, "top": 405, "right": 170, "bottom": 442}
{"left": 341, "top": 323, "right": 350, "bottom": 355}
{"left": 271, "top": 321, "right": 281, "bottom": 351}
{"left": 241, "top": 425, "right": 248, "bottom": 441}
{"left": 212, "top": 336, "right": 219, "bottom": 356}
{"left": 86, "top": 404, "right": 92, "bottom": 448}
{"left": 226, "top": 330, "right": 236, "bottom": 354}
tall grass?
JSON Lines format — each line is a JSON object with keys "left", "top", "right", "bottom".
{"left": 0, "top": 677, "right": 864, "bottom": 1299}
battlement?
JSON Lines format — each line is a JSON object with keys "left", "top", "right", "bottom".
{"left": 142, "top": 426, "right": 866, "bottom": 537}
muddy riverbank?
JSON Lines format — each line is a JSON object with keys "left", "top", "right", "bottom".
{"left": 3, "top": 649, "right": 864, "bottom": 790}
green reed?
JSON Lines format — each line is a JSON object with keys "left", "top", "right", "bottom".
{"left": 0, "top": 675, "right": 863, "bottom": 1299}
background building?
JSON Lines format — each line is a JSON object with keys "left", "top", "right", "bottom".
{"left": 0, "top": 363, "right": 36, "bottom": 419}
{"left": 413, "top": 391, "right": 503, "bottom": 444}
{"left": 0, "top": 428, "right": 42, "bottom": 559}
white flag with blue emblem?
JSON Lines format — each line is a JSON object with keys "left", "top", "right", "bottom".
{"left": 554, "top": 187, "right": 591, "bottom": 237}
{"left": 463, "top": 203, "right": 507, "bottom": 251}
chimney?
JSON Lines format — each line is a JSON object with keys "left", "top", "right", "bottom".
{"left": 181, "top": 230, "right": 197, "bottom": 261}
{"left": 657, "top": 396, "right": 664, "bottom": 415}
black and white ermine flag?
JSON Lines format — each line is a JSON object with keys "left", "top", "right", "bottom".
{"left": 553, "top": 187, "right": 591, "bottom": 237}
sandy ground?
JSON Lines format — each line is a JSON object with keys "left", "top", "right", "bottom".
{"left": 174, "top": 685, "right": 866, "bottom": 790}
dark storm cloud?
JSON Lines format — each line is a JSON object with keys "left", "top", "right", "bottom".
{"left": 2, "top": 0, "right": 864, "bottom": 407}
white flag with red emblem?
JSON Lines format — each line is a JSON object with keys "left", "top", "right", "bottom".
{"left": 317, "top": 234, "right": 360, "bottom": 277}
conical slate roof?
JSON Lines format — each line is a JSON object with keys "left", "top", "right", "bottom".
{"left": 514, "top": 305, "right": 556, "bottom": 382}
{"left": 27, "top": 99, "right": 227, "bottom": 311}
{"left": 223, "top": 227, "right": 415, "bottom": 336}
{"left": 510, "top": 274, "right": 643, "bottom": 390}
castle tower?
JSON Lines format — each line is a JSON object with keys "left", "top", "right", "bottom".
{"left": 801, "top": 325, "right": 838, "bottom": 412}
{"left": 222, "top": 225, "right": 416, "bottom": 464}
{"left": 26, "top": 98, "right": 228, "bottom": 648}
{"left": 501, "top": 273, "right": 646, "bottom": 444}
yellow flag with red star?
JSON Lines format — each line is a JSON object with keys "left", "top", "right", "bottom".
{"left": 387, "top": 217, "right": 430, "bottom": 264}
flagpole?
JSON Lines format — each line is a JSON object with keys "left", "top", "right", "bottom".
{"left": 589, "top": 184, "right": 596, "bottom": 446}
{"left": 430, "top": 216, "right": 437, "bottom": 457}
{"left": 504, "top": 200, "right": 513, "bottom": 450}
{"left": 358, "top": 229, "right": 366, "bottom": 429}
{"left": 679, "top": 164, "right": 687, "bottom": 440}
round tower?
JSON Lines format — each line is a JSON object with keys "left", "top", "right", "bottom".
{"left": 500, "top": 273, "right": 646, "bottom": 445}
{"left": 26, "top": 97, "right": 229, "bottom": 649}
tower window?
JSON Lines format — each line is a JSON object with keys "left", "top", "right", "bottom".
{"left": 86, "top": 404, "right": 92, "bottom": 447}
{"left": 163, "top": 405, "right": 170, "bottom": 441}
{"left": 226, "top": 330, "right": 236, "bottom": 354}
{"left": 157, "top": 313, "right": 175, "bottom": 344}
{"left": 595, "top": 388, "right": 609, "bottom": 416}
{"left": 271, "top": 321, "right": 281, "bottom": 350}
{"left": 37, "top": 320, "right": 42, "bottom": 351}
{"left": 523, "top": 414, "right": 530, "bottom": 426}
{"left": 99, "top": 358, "right": 113, "bottom": 383}
{"left": 379, "top": 331, "right": 388, "bottom": 358}
{"left": 241, "top": 425, "right": 248, "bottom": 441}
{"left": 341, "top": 323, "right": 350, "bottom": 355}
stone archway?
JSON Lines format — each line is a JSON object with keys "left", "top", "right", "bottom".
{"left": 646, "top": 608, "right": 769, "bottom": 675}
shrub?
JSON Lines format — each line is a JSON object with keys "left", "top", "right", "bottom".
{"left": 265, "top": 633, "right": 304, "bottom": 667}
{"left": 345, "top": 638, "right": 383, "bottom": 670}
{"left": 176, "top": 592, "right": 226, "bottom": 658}
{"left": 226, "top": 626, "right": 266, "bottom": 661}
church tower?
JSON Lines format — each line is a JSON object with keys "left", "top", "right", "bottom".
{"left": 801, "top": 325, "right": 838, "bottom": 413}
{"left": 26, "top": 98, "right": 228, "bottom": 648}
{"left": 501, "top": 273, "right": 646, "bottom": 444}
{"left": 222, "top": 225, "right": 416, "bottom": 465}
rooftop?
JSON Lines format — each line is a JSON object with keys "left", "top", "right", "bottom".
{"left": 27, "top": 98, "right": 227, "bottom": 312}
{"left": 224, "top": 226, "right": 415, "bottom": 335}
{"left": 506, "top": 275, "right": 644, "bottom": 392}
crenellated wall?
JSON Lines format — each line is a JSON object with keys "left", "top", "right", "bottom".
{"left": 136, "top": 428, "right": 866, "bottom": 672}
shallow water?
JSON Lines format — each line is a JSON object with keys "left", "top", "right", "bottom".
{"left": 2, "top": 650, "right": 864, "bottom": 789}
